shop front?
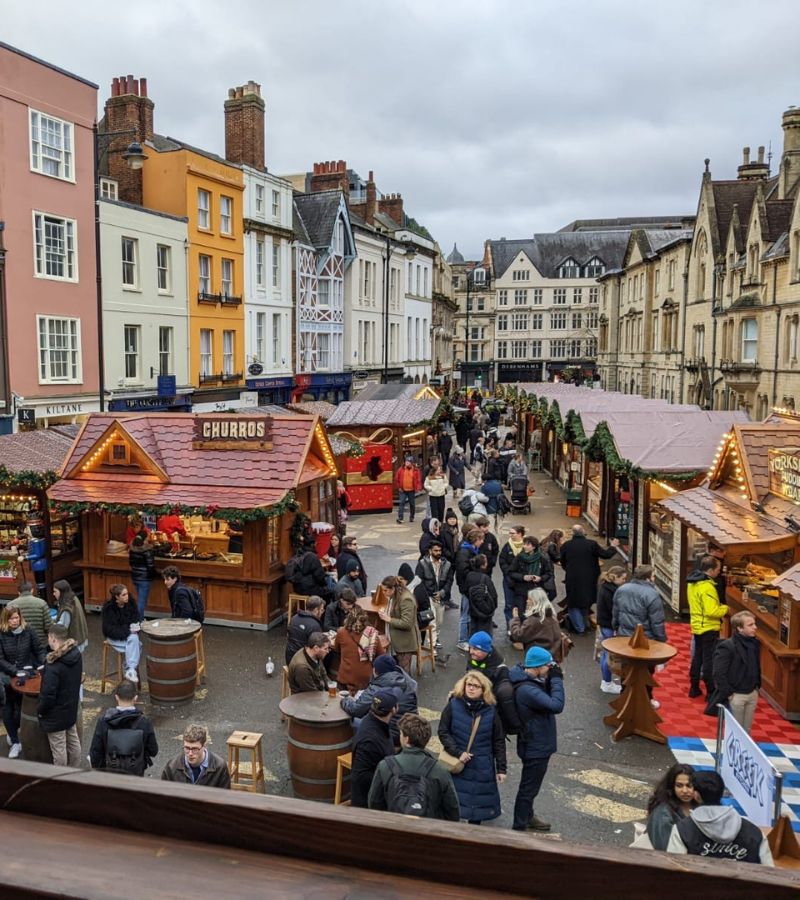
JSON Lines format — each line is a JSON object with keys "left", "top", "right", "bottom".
{"left": 292, "top": 372, "right": 353, "bottom": 404}
{"left": 497, "top": 362, "right": 542, "bottom": 385}
{"left": 47, "top": 411, "right": 338, "bottom": 629}
{"left": 245, "top": 375, "right": 294, "bottom": 406}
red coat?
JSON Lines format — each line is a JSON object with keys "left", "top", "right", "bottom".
{"left": 394, "top": 465, "right": 422, "bottom": 492}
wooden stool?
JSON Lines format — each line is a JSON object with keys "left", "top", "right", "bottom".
{"left": 280, "top": 665, "right": 290, "bottom": 722}
{"left": 334, "top": 752, "right": 352, "bottom": 805}
{"left": 287, "top": 593, "right": 310, "bottom": 622}
{"left": 416, "top": 625, "right": 436, "bottom": 675}
{"left": 100, "top": 641, "right": 142, "bottom": 693}
{"left": 194, "top": 630, "right": 206, "bottom": 686}
{"left": 227, "top": 730, "right": 266, "bottom": 793}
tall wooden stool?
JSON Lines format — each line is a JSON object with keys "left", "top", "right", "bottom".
{"left": 280, "top": 665, "right": 290, "bottom": 721}
{"left": 287, "top": 593, "right": 309, "bottom": 622}
{"left": 416, "top": 625, "right": 436, "bottom": 675}
{"left": 334, "top": 752, "right": 352, "bottom": 805}
{"left": 193, "top": 630, "right": 206, "bottom": 686}
{"left": 100, "top": 641, "right": 143, "bottom": 693}
{"left": 227, "top": 730, "right": 266, "bottom": 793}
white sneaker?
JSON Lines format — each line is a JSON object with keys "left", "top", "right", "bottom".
{"left": 650, "top": 699, "right": 661, "bottom": 710}
{"left": 601, "top": 680, "right": 622, "bottom": 694}
{"left": 125, "top": 668, "right": 139, "bottom": 684}
{"left": 8, "top": 742, "right": 22, "bottom": 759}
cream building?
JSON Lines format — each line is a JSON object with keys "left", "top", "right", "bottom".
{"left": 432, "top": 243, "right": 458, "bottom": 388}
{"left": 449, "top": 244, "right": 495, "bottom": 390}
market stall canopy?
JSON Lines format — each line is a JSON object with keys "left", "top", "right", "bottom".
{"left": 286, "top": 401, "right": 338, "bottom": 421}
{"left": 657, "top": 486, "right": 796, "bottom": 554}
{"left": 0, "top": 426, "right": 80, "bottom": 485}
{"left": 771, "top": 564, "right": 800, "bottom": 602}
{"left": 354, "top": 383, "right": 440, "bottom": 402}
{"left": 326, "top": 398, "right": 440, "bottom": 428}
{"left": 47, "top": 413, "right": 337, "bottom": 512}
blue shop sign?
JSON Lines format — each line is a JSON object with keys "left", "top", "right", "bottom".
{"left": 108, "top": 394, "right": 192, "bottom": 412}
{"left": 246, "top": 376, "right": 294, "bottom": 391}
{"left": 309, "top": 372, "right": 353, "bottom": 387}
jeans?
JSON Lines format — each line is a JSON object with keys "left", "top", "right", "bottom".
{"left": 459, "top": 594, "right": 470, "bottom": 643}
{"left": 430, "top": 495, "right": 445, "bottom": 523}
{"left": 513, "top": 756, "right": 551, "bottom": 829}
{"left": 3, "top": 690, "right": 22, "bottom": 744}
{"left": 690, "top": 631, "right": 719, "bottom": 692}
{"left": 132, "top": 579, "right": 151, "bottom": 618}
{"left": 502, "top": 578, "right": 516, "bottom": 626}
{"left": 108, "top": 634, "right": 141, "bottom": 672}
{"left": 729, "top": 689, "right": 758, "bottom": 733}
{"left": 397, "top": 490, "right": 416, "bottom": 522}
{"left": 598, "top": 626, "right": 615, "bottom": 681}
{"left": 47, "top": 724, "right": 82, "bottom": 767}
{"left": 567, "top": 607, "right": 586, "bottom": 634}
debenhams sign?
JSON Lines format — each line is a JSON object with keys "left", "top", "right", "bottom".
{"left": 768, "top": 448, "right": 800, "bottom": 501}
{"left": 192, "top": 416, "right": 273, "bottom": 450}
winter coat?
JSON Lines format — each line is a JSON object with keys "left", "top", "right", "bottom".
{"left": 129, "top": 546, "right": 157, "bottom": 582}
{"left": 101, "top": 597, "right": 141, "bottom": 642}
{"left": 167, "top": 582, "right": 196, "bottom": 620}
{"left": 418, "top": 519, "right": 444, "bottom": 559}
{"left": 290, "top": 550, "right": 330, "bottom": 598}
{"left": 468, "top": 426, "right": 483, "bottom": 452}
{"left": 350, "top": 711, "right": 394, "bottom": 808}
{"left": 612, "top": 579, "right": 666, "bottom": 642}
{"left": 337, "top": 549, "right": 368, "bottom": 594}
{"left": 480, "top": 479, "right": 504, "bottom": 515}
{"left": 324, "top": 598, "right": 352, "bottom": 632}
{"left": 509, "top": 612, "right": 563, "bottom": 659}
{"left": 37, "top": 639, "right": 82, "bottom": 733}
{"left": 335, "top": 573, "right": 364, "bottom": 599}
{"left": 288, "top": 648, "right": 328, "bottom": 693}
{"left": 465, "top": 648, "right": 517, "bottom": 734}
{"left": 424, "top": 472, "right": 448, "bottom": 498}
{"left": 509, "top": 664, "right": 565, "bottom": 759}
{"left": 455, "top": 541, "right": 480, "bottom": 593}
{"left": 441, "top": 524, "right": 460, "bottom": 564}
{"left": 57, "top": 596, "right": 89, "bottom": 650}
{"left": 455, "top": 418, "right": 471, "bottom": 449}
{"left": 461, "top": 489, "right": 488, "bottom": 516}
{"left": 465, "top": 570, "right": 498, "bottom": 627}
{"left": 439, "top": 697, "right": 505, "bottom": 821}
{"left": 369, "top": 746, "right": 460, "bottom": 821}
{"left": 712, "top": 633, "right": 761, "bottom": 701}
{"left": 333, "top": 627, "right": 375, "bottom": 690}
{"left": 559, "top": 534, "right": 617, "bottom": 610}
{"left": 386, "top": 586, "right": 421, "bottom": 654}
{"left": 596, "top": 580, "right": 618, "bottom": 630}
{"left": 395, "top": 465, "right": 422, "bottom": 493}
{"left": 499, "top": 540, "right": 524, "bottom": 580}
{"left": 90, "top": 706, "right": 159, "bottom": 772}
{"left": 285, "top": 609, "right": 324, "bottom": 665}
{"left": 341, "top": 668, "right": 418, "bottom": 745}
{"left": 7, "top": 593, "right": 52, "bottom": 649}
{"left": 447, "top": 455, "right": 466, "bottom": 490}
{"left": 161, "top": 749, "right": 231, "bottom": 788}
{"left": 544, "top": 540, "right": 561, "bottom": 568}
{"left": 415, "top": 555, "right": 454, "bottom": 600}
{"left": 667, "top": 805, "right": 773, "bottom": 865}
{"left": 507, "top": 459, "right": 527, "bottom": 482}
{"left": 647, "top": 803, "right": 688, "bottom": 851}
{"left": 509, "top": 551, "right": 555, "bottom": 601}
{"left": 481, "top": 531, "right": 500, "bottom": 574}
{"left": 687, "top": 571, "right": 728, "bottom": 635}
{"left": 0, "top": 626, "right": 45, "bottom": 677}
{"left": 438, "top": 432, "right": 453, "bottom": 460}
{"left": 486, "top": 456, "right": 503, "bottom": 480}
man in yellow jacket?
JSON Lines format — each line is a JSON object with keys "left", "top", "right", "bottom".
{"left": 687, "top": 555, "right": 727, "bottom": 698}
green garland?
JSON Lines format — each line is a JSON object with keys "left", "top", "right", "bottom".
{"left": 50, "top": 490, "right": 300, "bottom": 523}
{"left": 0, "top": 466, "right": 59, "bottom": 490}
{"left": 582, "top": 422, "right": 702, "bottom": 483}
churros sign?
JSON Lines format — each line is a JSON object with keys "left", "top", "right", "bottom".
{"left": 192, "top": 416, "right": 273, "bottom": 450}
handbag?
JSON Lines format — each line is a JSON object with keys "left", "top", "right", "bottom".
{"left": 560, "top": 633, "right": 574, "bottom": 662}
{"left": 630, "top": 821, "right": 654, "bottom": 850}
{"left": 438, "top": 714, "right": 481, "bottom": 775}
{"left": 418, "top": 607, "right": 435, "bottom": 625}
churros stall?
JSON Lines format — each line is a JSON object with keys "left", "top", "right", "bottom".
{"left": 47, "top": 412, "right": 338, "bottom": 629}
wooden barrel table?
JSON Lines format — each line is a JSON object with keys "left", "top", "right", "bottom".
{"left": 279, "top": 692, "right": 353, "bottom": 802}
{"left": 141, "top": 619, "right": 201, "bottom": 704}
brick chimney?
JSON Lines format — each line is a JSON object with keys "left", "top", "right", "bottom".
{"left": 378, "top": 192, "right": 404, "bottom": 226}
{"left": 224, "top": 81, "right": 265, "bottom": 170}
{"left": 309, "top": 160, "right": 348, "bottom": 194}
{"left": 102, "top": 75, "right": 154, "bottom": 205}
{"left": 348, "top": 170, "right": 377, "bottom": 224}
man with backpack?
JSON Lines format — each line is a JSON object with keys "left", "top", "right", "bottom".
{"left": 368, "top": 713, "right": 459, "bottom": 820}
{"left": 455, "top": 528, "right": 484, "bottom": 652}
{"left": 162, "top": 566, "right": 205, "bottom": 623}
{"left": 89, "top": 679, "right": 158, "bottom": 776}
{"left": 466, "top": 631, "right": 520, "bottom": 735}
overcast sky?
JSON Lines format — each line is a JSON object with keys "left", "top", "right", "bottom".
{"left": 6, "top": 1, "right": 799, "bottom": 258}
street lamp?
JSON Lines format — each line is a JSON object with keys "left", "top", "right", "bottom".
{"left": 464, "top": 266, "right": 489, "bottom": 391}
{"left": 94, "top": 128, "right": 148, "bottom": 410}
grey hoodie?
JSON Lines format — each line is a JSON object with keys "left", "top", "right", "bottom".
{"left": 666, "top": 805, "right": 774, "bottom": 865}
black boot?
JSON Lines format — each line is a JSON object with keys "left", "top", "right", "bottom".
{"left": 688, "top": 683, "right": 702, "bottom": 698}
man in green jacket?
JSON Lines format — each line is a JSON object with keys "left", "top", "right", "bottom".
{"left": 8, "top": 582, "right": 53, "bottom": 648}
{"left": 687, "top": 556, "right": 727, "bottom": 698}
{"left": 368, "top": 713, "right": 459, "bottom": 820}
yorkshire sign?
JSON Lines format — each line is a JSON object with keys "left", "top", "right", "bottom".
{"left": 767, "top": 448, "right": 800, "bottom": 502}
{"left": 192, "top": 416, "right": 273, "bottom": 450}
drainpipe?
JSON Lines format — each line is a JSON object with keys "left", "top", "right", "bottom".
{"left": 0, "top": 223, "right": 10, "bottom": 426}
{"left": 772, "top": 262, "right": 780, "bottom": 409}
{"left": 678, "top": 256, "right": 689, "bottom": 401}
{"left": 709, "top": 265, "right": 719, "bottom": 410}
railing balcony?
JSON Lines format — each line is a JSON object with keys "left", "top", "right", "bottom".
{"left": 221, "top": 372, "right": 243, "bottom": 383}
{"left": 199, "top": 372, "right": 222, "bottom": 385}
{"left": 220, "top": 294, "right": 243, "bottom": 307}
{"left": 198, "top": 291, "right": 221, "bottom": 305}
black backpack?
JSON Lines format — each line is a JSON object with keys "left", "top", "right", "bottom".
{"left": 385, "top": 755, "right": 437, "bottom": 816}
{"left": 105, "top": 718, "right": 145, "bottom": 776}
{"left": 458, "top": 494, "right": 475, "bottom": 516}
{"left": 186, "top": 586, "right": 205, "bottom": 623}
{"left": 468, "top": 581, "right": 495, "bottom": 620}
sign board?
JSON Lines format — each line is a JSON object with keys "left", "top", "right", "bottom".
{"left": 192, "top": 416, "right": 273, "bottom": 450}
{"left": 768, "top": 448, "right": 800, "bottom": 502}
{"left": 719, "top": 707, "right": 777, "bottom": 827}
{"left": 157, "top": 374, "right": 177, "bottom": 397}
{"left": 248, "top": 362, "right": 264, "bottom": 376}
{"left": 17, "top": 408, "right": 35, "bottom": 424}
{"left": 352, "top": 370, "right": 369, "bottom": 380}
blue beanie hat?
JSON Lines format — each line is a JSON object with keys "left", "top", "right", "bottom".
{"left": 373, "top": 655, "right": 397, "bottom": 676}
{"left": 468, "top": 631, "right": 493, "bottom": 654}
{"left": 524, "top": 646, "right": 553, "bottom": 668}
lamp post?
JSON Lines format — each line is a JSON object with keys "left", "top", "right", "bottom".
{"left": 93, "top": 127, "right": 147, "bottom": 411}
{"left": 464, "top": 266, "right": 489, "bottom": 391}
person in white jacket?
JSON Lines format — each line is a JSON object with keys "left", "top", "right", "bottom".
{"left": 424, "top": 462, "right": 448, "bottom": 523}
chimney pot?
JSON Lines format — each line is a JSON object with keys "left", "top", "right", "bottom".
{"left": 140, "top": 77, "right": 147, "bottom": 98}
{"left": 368, "top": 170, "right": 374, "bottom": 182}
{"left": 338, "top": 160, "right": 345, "bottom": 171}
{"left": 742, "top": 146, "right": 750, "bottom": 165}
{"left": 228, "top": 88, "right": 235, "bottom": 99}
{"left": 126, "top": 75, "right": 134, "bottom": 94}
{"left": 111, "top": 77, "right": 119, "bottom": 96}
{"left": 757, "top": 145, "right": 765, "bottom": 164}
{"left": 132, "top": 78, "right": 139, "bottom": 96}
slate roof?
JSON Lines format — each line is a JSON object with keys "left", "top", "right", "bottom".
{"left": 293, "top": 190, "right": 342, "bottom": 250}
{"left": 763, "top": 200, "right": 794, "bottom": 242}
{"left": 641, "top": 229, "right": 694, "bottom": 256}
{"left": 658, "top": 486, "right": 795, "bottom": 548}
{"left": 149, "top": 133, "right": 238, "bottom": 170}
{"left": 490, "top": 231, "right": 632, "bottom": 280}
{"left": 733, "top": 423, "right": 800, "bottom": 502}
{"left": 710, "top": 180, "right": 761, "bottom": 253}
{"left": 354, "top": 383, "right": 420, "bottom": 402}
{"left": 447, "top": 243, "right": 465, "bottom": 264}
{"left": 0, "top": 427, "right": 79, "bottom": 476}
{"left": 48, "top": 413, "right": 334, "bottom": 510}
{"left": 287, "top": 401, "right": 338, "bottom": 421}
{"left": 559, "top": 216, "right": 694, "bottom": 233}
{"left": 326, "top": 399, "right": 440, "bottom": 427}
{"left": 292, "top": 199, "right": 311, "bottom": 245}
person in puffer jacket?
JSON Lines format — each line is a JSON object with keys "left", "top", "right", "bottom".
{"left": 686, "top": 555, "right": 727, "bottom": 698}
{"left": 611, "top": 565, "right": 666, "bottom": 642}
{"left": 340, "top": 654, "right": 418, "bottom": 746}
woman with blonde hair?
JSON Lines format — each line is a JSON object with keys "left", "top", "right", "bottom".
{"left": 438, "top": 669, "right": 506, "bottom": 824}
{"left": 509, "top": 587, "right": 563, "bottom": 659}
{"left": 0, "top": 605, "right": 45, "bottom": 758}
{"left": 334, "top": 605, "right": 383, "bottom": 692}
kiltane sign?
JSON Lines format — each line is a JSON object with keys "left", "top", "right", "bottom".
{"left": 192, "top": 416, "right": 273, "bottom": 450}
{"left": 768, "top": 448, "right": 800, "bottom": 502}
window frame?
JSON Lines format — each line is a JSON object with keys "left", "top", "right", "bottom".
{"left": 221, "top": 258, "right": 233, "bottom": 298}
{"left": 220, "top": 195, "right": 233, "bottom": 235}
{"left": 121, "top": 237, "right": 138, "bottom": 289}
{"left": 124, "top": 324, "right": 141, "bottom": 381}
{"left": 36, "top": 315, "right": 82, "bottom": 384}
{"left": 198, "top": 255, "right": 212, "bottom": 295}
{"left": 740, "top": 318, "right": 758, "bottom": 363}
{"left": 200, "top": 329, "right": 213, "bottom": 377}
{"left": 222, "top": 329, "right": 235, "bottom": 375}
{"left": 156, "top": 244, "right": 171, "bottom": 293}
{"left": 32, "top": 211, "right": 78, "bottom": 282}
{"left": 197, "top": 189, "right": 211, "bottom": 230}
{"left": 29, "top": 109, "right": 74, "bottom": 182}
{"left": 158, "top": 326, "right": 173, "bottom": 376}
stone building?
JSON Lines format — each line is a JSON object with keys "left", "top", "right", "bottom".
{"left": 431, "top": 243, "right": 458, "bottom": 390}
{"left": 449, "top": 243, "right": 495, "bottom": 390}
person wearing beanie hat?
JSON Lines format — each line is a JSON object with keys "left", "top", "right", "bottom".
{"left": 341, "top": 653, "right": 418, "bottom": 746}
{"left": 349, "top": 689, "right": 398, "bottom": 808}
{"left": 397, "top": 563, "right": 415, "bottom": 584}
{"left": 508, "top": 639, "right": 565, "bottom": 832}
{"left": 468, "top": 631, "right": 493, "bottom": 654}
{"left": 466, "top": 633, "right": 518, "bottom": 736}
{"left": 335, "top": 559, "right": 364, "bottom": 599}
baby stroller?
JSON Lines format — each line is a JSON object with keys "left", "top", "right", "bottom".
{"left": 508, "top": 475, "right": 531, "bottom": 515}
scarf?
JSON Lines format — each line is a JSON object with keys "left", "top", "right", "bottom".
{"left": 506, "top": 537, "right": 524, "bottom": 557}
{"left": 519, "top": 549, "right": 542, "bottom": 576}
{"left": 356, "top": 625, "right": 381, "bottom": 663}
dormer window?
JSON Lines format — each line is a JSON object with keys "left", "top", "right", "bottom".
{"left": 558, "top": 258, "right": 580, "bottom": 278}
{"left": 584, "top": 257, "right": 605, "bottom": 277}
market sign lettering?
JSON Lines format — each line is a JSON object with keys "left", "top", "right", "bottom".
{"left": 192, "top": 417, "right": 273, "bottom": 450}
{"left": 768, "top": 448, "right": 800, "bottom": 501}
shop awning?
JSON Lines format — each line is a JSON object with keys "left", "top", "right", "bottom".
{"left": 772, "top": 564, "right": 800, "bottom": 602}
{"left": 658, "top": 486, "right": 796, "bottom": 553}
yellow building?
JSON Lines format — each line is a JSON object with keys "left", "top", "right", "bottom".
{"left": 143, "top": 138, "right": 244, "bottom": 395}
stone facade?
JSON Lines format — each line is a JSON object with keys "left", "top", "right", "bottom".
{"left": 450, "top": 244, "right": 495, "bottom": 390}
{"left": 432, "top": 244, "right": 458, "bottom": 387}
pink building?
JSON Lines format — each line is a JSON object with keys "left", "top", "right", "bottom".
{"left": 0, "top": 42, "right": 99, "bottom": 433}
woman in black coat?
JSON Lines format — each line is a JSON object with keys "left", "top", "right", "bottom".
{"left": 350, "top": 696, "right": 397, "bottom": 808}
{"left": 559, "top": 527, "right": 619, "bottom": 633}
{"left": 441, "top": 508, "right": 460, "bottom": 565}
{"left": 508, "top": 536, "right": 555, "bottom": 617}
{"left": 448, "top": 452, "right": 466, "bottom": 496}
{"left": 0, "top": 605, "right": 45, "bottom": 757}
{"left": 464, "top": 554, "right": 498, "bottom": 636}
